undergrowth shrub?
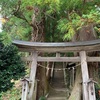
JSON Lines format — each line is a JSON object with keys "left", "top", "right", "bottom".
{"left": 0, "top": 43, "right": 26, "bottom": 92}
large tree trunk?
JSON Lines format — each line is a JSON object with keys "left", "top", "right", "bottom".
{"left": 68, "top": 24, "right": 98, "bottom": 100}
{"left": 30, "top": 8, "right": 47, "bottom": 100}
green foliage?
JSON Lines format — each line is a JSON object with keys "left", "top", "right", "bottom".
{"left": 57, "top": 19, "right": 76, "bottom": 40}
{"left": 95, "top": 84, "right": 100, "bottom": 100}
{"left": 0, "top": 87, "right": 21, "bottom": 100}
{"left": 1, "top": 17, "right": 31, "bottom": 44}
{"left": 0, "top": 0, "right": 18, "bottom": 16}
{"left": 0, "top": 0, "right": 32, "bottom": 44}
{"left": 94, "top": 25, "right": 100, "bottom": 38}
{"left": 0, "top": 43, "right": 25, "bottom": 92}
{"left": 59, "top": 0, "right": 82, "bottom": 11}
{"left": 57, "top": 7, "right": 100, "bottom": 40}
{"left": 39, "top": 96, "right": 46, "bottom": 100}
{"left": 0, "top": 0, "right": 100, "bottom": 42}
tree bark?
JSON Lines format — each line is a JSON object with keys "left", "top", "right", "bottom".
{"left": 30, "top": 8, "right": 47, "bottom": 100}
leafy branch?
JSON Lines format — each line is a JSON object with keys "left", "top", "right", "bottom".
{"left": 12, "top": 0, "right": 31, "bottom": 26}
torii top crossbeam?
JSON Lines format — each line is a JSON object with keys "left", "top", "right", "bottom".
{"left": 13, "top": 39, "right": 100, "bottom": 52}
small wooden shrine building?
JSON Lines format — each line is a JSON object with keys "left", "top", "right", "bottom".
{"left": 13, "top": 39, "right": 100, "bottom": 100}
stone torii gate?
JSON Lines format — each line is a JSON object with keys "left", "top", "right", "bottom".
{"left": 13, "top": 39, "right": 100, "bottom": 100}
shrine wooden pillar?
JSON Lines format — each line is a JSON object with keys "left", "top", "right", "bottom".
{"left": 80, "top": 51, "right": 96, "bottom": 100}
{"left": 21, "top": 78, "right": 30, "bottom": 100}
{"left": 80, "top": 51, "right": 89, "bottom": 100}
{"left": 28, "top": 51, "right": 38, "bottom": 100}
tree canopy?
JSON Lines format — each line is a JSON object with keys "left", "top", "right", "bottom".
{"left": 0, "top": 0, "right": 100, "bottom": 43}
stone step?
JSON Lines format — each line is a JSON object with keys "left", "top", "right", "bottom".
{"left": 47, "top": 63, "right": 67, "bottom": 100}
{"left": 50, "top": 83, "right": 66, "bottom": 89}
{"left": 48, "top": 89, "right": 67, "bottom": 97}
{"left": 47, "top": 97, "right": 66, "bottom": 100}
{"left": 53, "top": 88, "right": 68, "bottom": 92}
